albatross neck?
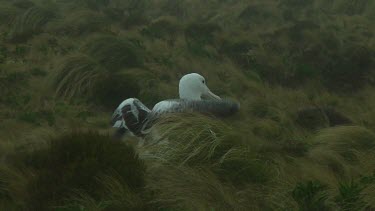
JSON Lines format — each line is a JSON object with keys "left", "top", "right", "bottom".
{"left": 179, "top": 90, "right": 201, "bottom": 100}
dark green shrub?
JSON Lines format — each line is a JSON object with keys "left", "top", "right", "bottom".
{"left": 120, "top": 0, "right": 149, "bottom": 29}
{"left": 0, "top": 69, "right": 29, "bottom": 100}
{"left": 162, "top": 0, "right": 186, "bottom": 19}
{"left": 81, "top": 35, "right": 144, "bottom": 70}
{"left": 296, "top": 107, "right": 352, "bottom": 130}
{"left": 219, "top": 38, "right": 256, "bottom": 68}
{"left": 322, "top": 45, "right": 373, "bottom": 92}
{"left": 30, "top": 67, "right": 47, "bottom": 77}
{"left": 8, "top": 6, "right": 55, "bottom": 42}
{"left": 335, "top": 181, "right": 366, "bottom": 211}
{"left": 141, "top": 16, "right": 181, "bottom": 44}
{"left": 295, "top": 107, "right": 330, "bottom": 130}
{"left": 286, "top": 20, "right": 320, "bottom": 43}
{"left": 184, "top": 22, "right": 221, "bottom": 46}
{"left": 0, "top": 45, "right": 7, "bottom": 63}
{"left": 92, "top": 73, "right": 141, "bottom": 110}
{"left": 238, "top": 4, "right": 274, "bottom": 23}
{"left": 292, "top": 180, "right": 330, "bottom": 211}
{"left": 17, "top": 110, "right": 55, "bottom": 126}
{"left": 4, "top": 131, "right": 145, "bottom": 210}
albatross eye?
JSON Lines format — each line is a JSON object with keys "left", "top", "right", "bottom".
{"left": 202, "top": 80, "right": 205, "bottom": 84}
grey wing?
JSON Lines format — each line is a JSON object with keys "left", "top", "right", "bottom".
{"left": 111, "top": 106, "right": 125, "bottom": 128}
{"left": 110, "top": 98, "right": 151, "bottom": 129}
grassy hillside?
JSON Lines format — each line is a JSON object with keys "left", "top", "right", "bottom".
{"left": 0, "top": 0, "right": 374, "bottom": 210}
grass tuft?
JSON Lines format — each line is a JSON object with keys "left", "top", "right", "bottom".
{"left": 0, "top": 131, "right": 145, "bottom": 210}
{"left": 292, "top": 180, "right": 330, "bottom": 211}
{"left": 312, "top": 126, "right": 375, "bottom": 162}
{"left": 8, "top": 6, "right": 55, "bottom": 42}
{"left": 52, "top": 53, "right": 104, "bottom": 100}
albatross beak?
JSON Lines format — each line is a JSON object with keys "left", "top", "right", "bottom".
{"left": 203, "top": 88, "right": 221, "bottom": 100}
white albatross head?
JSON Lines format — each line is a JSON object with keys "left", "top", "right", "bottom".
{"left": 179, "top": 73, "right": 221, "bottom": 100}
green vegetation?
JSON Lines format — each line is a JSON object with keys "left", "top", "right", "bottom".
{"left": 81, "top": 35, "right": 144, "bottom": 69}
{"left": 8, "top": 6, "right": 55, "bottom": 42}
{"left": 52, "top": 53, "right": 105, "bottom": 100}
{"left": 0, "top": 131, "right": 145, "bottom": 210}
{"left": 0, "top": 0, "right": 374, "bottom": 210}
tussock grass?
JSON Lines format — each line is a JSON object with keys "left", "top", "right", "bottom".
{"left": 52, "top": 53, "right": 104, "bottom": 100}
{"left": 311, "top": 126, "right": 375, "bottom": 162}
{"left": 60, "top": 174, "right": 145, "bottom": 210}
{"left": 141, "top": 113, "right": 244, "bottom": 166}
{"left": 0, "top": 131, "right": 145, "bottom": 210}
{"left": 307, "top": 126, "right": 375, "bottom": 181}
{"left": 52, "top": 52, "right": 142, "bottom": 108}
{"left": 146, "top": 166, "right": 248, "bottom": 210}
{"left": 139, "top": 113, "right": 280, "bottom": 209}
{"left": 8, "top": 6, "right": 55, "bottom": 42}
{"left": 48, "top": 10, "right": 108, "bottom": 36}
{"left": 292, "top": 180, "right": 331, "bottom": 210}
{"left": 0, "top": 3, "right": 21, "bottom": 25}
{"left": 1, "top": 0, "right": 375, "bottom": 209}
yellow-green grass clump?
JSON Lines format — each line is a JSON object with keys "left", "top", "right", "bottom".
{"left": 0, "top": 131, "right": 146, "bottom": 210}
{"left": 140, "top": 113, "right": 280, "bottom": 209}
{"left": 310, "top": 126, "right": 375, "bottom": 165}
{"left": 52, "top": 53, "right": 142, "bottom": 109}
{"left": 52, "top": 53, "right": 105, "bottom": 100}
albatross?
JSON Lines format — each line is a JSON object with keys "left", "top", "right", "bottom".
{"left": 111, "top": 73, "right": 240, "bottom": 137}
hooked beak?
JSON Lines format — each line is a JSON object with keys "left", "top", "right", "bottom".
{"left": 202, "top": 87, "right": 221, "bottom": 100}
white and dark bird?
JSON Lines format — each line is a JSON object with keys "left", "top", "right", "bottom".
{"left": 111, "top": 73, "right": 239, "bottom": 137}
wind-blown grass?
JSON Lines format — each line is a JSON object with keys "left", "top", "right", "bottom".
{"left": 52, "top": 51, "right": 142, "bottom": 108}
{"left": 311, "top": 126, "right": 375, "bottom": 163}
{"left": 135, "top": 113, "right": 375, "bottom": 210}
{"left": 8, "top": 6, "right": 55, "bottom": 42}
{"left": 0, "top": 131, "right": 145, "bottom": 210}
{"left": 52, "top": 53, "right": 104, "bottom": 100}
{"left": 0, "top": 3, "right": 21, "bottom": 25}
{"left": 139, "top": 113, "right": 282, "bottom": 209}
{"left": 141, "top": 113, "right": 244, "bottom": 166}
{"left": 1, "top": 0, "right": 375, "bottom": 210}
